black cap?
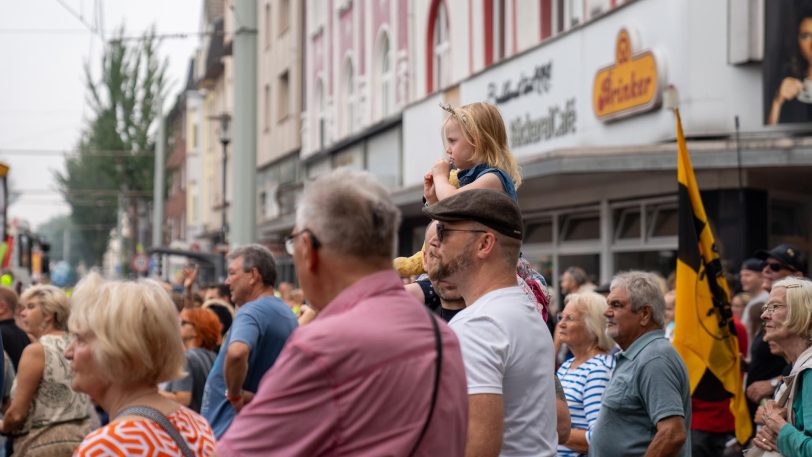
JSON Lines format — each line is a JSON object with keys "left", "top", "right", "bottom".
{"left": 755, "top": 244, "right": 807, "bottom": 274}
{"left": 741, "top": 258, "right": 764, "bottom": 273}
{"left": 422, "top": 189, "right": 523, "bottom": 240}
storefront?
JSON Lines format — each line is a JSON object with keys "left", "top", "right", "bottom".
{"left": 398, "top": 0, "right": 812, "bottom": 294}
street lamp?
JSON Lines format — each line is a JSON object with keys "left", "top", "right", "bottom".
{"left": 218, "top": 113, "right": 231, "bottom": 246}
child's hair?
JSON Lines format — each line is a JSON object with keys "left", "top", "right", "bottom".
{"left": 441, "top": 102, "right": 522, "bottom": 188}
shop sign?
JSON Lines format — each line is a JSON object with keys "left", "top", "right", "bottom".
{"left": 593, "top": 28, "right": 661, "bottom": 122}
{"left": 482, "top": 60, "right": 578, "bottom": 149}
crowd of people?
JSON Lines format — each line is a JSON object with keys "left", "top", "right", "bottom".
{"left": 0, "top": 102, "right": 808, "bottom": 456}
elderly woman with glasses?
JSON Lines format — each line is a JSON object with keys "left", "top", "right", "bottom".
{"left": 753, "top": 277, "right": 812, "bottom": 456}
{"left": 66, "top": 273, "right": 216, "bottom": 456}
{"left": 555, "top": 292, "right": 616, "bottom": 457}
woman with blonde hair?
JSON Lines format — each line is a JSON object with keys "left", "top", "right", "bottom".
{"left": 67, "top": 273, "right": 216, "bottom": 456}
{"left": 754, "top": 277, "right": 812, "bottom": 456}
{"left": 555, "top": 292, "right": 616, "bottom": 457}
{"left": 0, "top": 285, "right": 94, "bottom": 456}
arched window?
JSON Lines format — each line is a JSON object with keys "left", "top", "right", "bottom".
{"left": 375, "top": 32, "right": 393, "bottom": 119}
{"left": 342, "top": 59, "right": 356, "bottom": 136}
{"left": 432, "top": 2, "right": 450, "bottom": 90}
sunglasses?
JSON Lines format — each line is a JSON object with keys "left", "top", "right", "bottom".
{"left": 766, "top": 261, "right": 796, "bottom": 273}
{"left": 435, "top": 222, "right": 487, "bottom": 243}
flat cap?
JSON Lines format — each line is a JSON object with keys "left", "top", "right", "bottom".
{"left": 423, "top": 189, "right": 523, "bottom": 240}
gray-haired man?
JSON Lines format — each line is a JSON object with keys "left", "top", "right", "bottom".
{"left": 590, "top": 271, "right": 691, "bottom": 457}
{"left": 201, "top": 244, "right": 298, "bottom": 438}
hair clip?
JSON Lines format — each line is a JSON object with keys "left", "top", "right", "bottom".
{"left": 439, "top": 102, "right": 466, "bottom": 123}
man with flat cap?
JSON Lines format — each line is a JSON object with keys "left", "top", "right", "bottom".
{"left": 424, "top": 188, "right": 557, "bottom": 457}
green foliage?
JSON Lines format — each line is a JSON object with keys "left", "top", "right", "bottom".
{"left": 56, "top": 27, "right": 167, "bottom": 267}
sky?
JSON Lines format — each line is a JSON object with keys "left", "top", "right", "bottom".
{"left": 0, "top": 0, "right": 203, "bottom": 230}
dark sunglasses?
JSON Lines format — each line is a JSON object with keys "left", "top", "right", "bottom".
{"left": 766, "top": 261, "right": 796, "bottom": 273}
{"left": 435, "top": 222, "right": 487, "bottom": 243}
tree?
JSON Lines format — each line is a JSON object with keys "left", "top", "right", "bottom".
{"left": 56, "top": 27, "right": 168, "bottom": 268}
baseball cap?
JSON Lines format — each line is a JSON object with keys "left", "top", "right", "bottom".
{"left": 422, "top": 189, "right": 523, "bottom": 240}
{"left": 755, "top": 244, "right": 807, "bottom": 274}
{"left": 741, "top": 258, "right": 764, "bottom": 273}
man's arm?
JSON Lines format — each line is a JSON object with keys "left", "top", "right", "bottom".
{"left": 224, "top": 341, "right": 251, "bottom": 411}
{"left": 644, "top": 415, "right": 686, "bottom": 457}
{"left": 466, "top": 394, "right": 504, "bottom": 457}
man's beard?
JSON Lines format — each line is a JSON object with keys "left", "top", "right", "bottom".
{"left": 427, "top": 245, "right": 474, "bottom": 284}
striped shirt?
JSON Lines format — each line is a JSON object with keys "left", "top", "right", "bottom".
{"left": 556, "top": 353, "right": 615, "bottom": 457}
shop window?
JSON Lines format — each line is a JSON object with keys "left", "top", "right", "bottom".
{"left": 614, "top": 250, "right": 677, "bottom": 281}
{"left": 525, "top": 217, "right": 554, "bottom": 244}
{"left": 770, "top": 200, "right": 808, "bottom": 238}
{"left": 614, "top": 207, "right": 642, "bottom": 241}
{"left": 560, "top": 212, "right": 600, "bottom": 241}
{"left": 648, "top": 203, "right": 678, "bottom": 239}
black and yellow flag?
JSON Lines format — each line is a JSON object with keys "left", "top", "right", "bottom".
{"left": 672, "top": 108, "right": 751, "bottom": 444}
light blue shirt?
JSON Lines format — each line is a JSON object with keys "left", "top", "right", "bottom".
{"left": 201, "top": 295, "right": 297, "bottom": 438}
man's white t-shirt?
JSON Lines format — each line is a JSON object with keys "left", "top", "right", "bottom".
{"left": 449, "top": 286, "right": 557, "bottom": 457}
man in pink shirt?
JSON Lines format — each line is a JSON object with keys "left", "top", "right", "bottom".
{"left": 216, "top": 168, "right": 468, "bottom": 456}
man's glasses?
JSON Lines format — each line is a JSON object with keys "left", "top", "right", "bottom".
{"left": 766, "top": 261, "right": 796, "bottom": 273}
{"left": 285, "top": 229, "right": 321, "bottom": 255}
{"left": 435, "top": 222, "right": 487, "bottom": 243}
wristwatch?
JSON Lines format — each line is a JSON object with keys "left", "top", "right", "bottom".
{"left": 770, "top": 377, "right": 781, "bottom": 388}
{"left": 225, "top": 389, "right": 243, "bottom": 403}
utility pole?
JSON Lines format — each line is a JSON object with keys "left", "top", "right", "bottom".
{"left": 231, "top": 0, "right": 258, "bottom": 247}
{"left": 152, "top": 97, "right": 166, "bottom": 250}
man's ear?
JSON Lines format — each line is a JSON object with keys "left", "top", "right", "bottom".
{"left": 639, "top": 305, "right": 652, "bottom": 326}
{"left": 303, "top": 234, "right": 319, "bottom": 272}
{"left": 475, "top": 232, "right": 498, "bottom": 259}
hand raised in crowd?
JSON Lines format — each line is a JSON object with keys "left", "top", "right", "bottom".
{"left": 183, "top": 264, "right": 200, "bottom": 292}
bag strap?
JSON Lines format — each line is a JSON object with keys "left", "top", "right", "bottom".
{"left": 408, "top": 304, "right": 443, "bottom": 457}
{"left": 117, "top": 406, "right": 195, "bottom": 457}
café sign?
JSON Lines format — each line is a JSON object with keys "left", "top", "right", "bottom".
{"left": 593, "top": 28, "right": 662, "bottom": 122}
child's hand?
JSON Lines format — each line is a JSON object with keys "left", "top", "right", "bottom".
{"left": 423, "top": 172, "right": 438, "bottom": 205}
{"left": 431, "top": 159, "right": 451, "bottom": 179}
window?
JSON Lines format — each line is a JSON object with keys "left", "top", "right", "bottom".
{"left": 560, "top": 211, "right": 600, "bottom": 241}
{"left": 525, "top": 217, "right": 554, "bottom": 244}
{"left": 432, "top": 2, "right": 450, "bottom": 90}
{"left": 492, "top": 0, "right": 506, "bottom": 62}
{"left": 279, "top": 0, "right": 290, "bottom": 35}
{"left": 264, "top": 2, "right": 272, "bottom": 48}
{"left": 342, "top": 59, "right": 356, "bottom": 135}
{"left": 376, "top": 32, "right": 393, "bottom": 118}
{"left": 191, "top": 123, "right": 198, "bottom": 148}
{"left": 314, "top": 79, "right": 326, "bottom": 149}
{"left": 264, "top": 84, "right": 271, "bottom": 130}
{"left": 278, "top": 71, "right": 289, "bottom": 121}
